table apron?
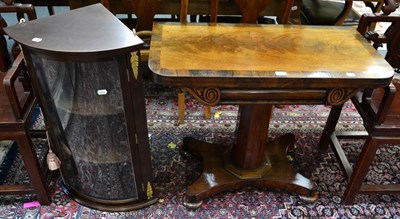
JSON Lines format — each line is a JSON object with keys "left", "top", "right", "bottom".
{"left": 182, "top": 87, "right": 360, "bottom": 106}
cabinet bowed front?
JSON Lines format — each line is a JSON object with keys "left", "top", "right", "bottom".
{"left": 4, "top": 4, "right": 157, "bottom": 211}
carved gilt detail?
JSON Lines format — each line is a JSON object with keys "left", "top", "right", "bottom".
{"left": 183, "top": 87, "right": 221, "bottom": 106}
{"left": 327, "top": 88, "right": 360, "bottom": 105}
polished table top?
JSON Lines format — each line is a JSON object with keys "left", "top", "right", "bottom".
{"left": 149, "top": 22, "right": 393, "bottom": 91}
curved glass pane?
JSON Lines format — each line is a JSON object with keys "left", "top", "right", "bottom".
{"left": 30, "top": 53, "right": 138, "bottom": 201}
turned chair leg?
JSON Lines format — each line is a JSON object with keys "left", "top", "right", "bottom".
{"left": 204, "top": 106, "right": 211, "bottom": 119}
{"left": 319, "top": 104, "right": 344, "bottom": 152}
{"left": 342, "top": 136, "right": 380, "bottom": 204}
{"left": 178, "top": 92, "right": 185, "bottom": 124}
{"left": 17, "top": 133, "right": 50, "bottom": 205}
{"left": 178, "top": 92, "right": 212, "bottom": 123}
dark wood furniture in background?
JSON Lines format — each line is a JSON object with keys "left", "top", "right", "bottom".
{"left": 300, "top": 0, "right": 394, "bottom": 26}
{"left": 68, "top": 0, "right": 302, "bottom": 30}
{"left": 0, "top": 53, "right": 51, "bottom": 205}
{"left": 14, "top": 0, "right": 68, "bottom": 15}
{"left": 319, "top": 11, "right": 400, "bottom": 204}
{"left": 300, "top": 0, "right": 358, "bottom": 25}
{"left": 0, "top": 2, "right": 50, "bottom": 205}
{"left": 12, "top": 0, "right": 399, "bottom": 30}
{"left": 149, "top": 22, "right": 394, "bottom": 208}
{"left": 0, "top": 1, "right": 37, "bottom": 64}
{"left": 5, "top": 4, "right": 157, "bottom": 211}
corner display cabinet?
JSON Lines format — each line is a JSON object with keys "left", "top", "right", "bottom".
{"left": 4, "top": 4, "right": 157, "bottom": 211}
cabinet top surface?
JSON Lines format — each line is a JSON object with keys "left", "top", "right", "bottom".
{"left": 149, "top": 22, "right": 393, "bottom": 88}
{"left": 4, "top": 4, "right": 143, "bottom": 55}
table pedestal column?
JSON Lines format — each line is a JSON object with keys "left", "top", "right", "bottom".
{"left": 181, "top": 104, "right": 318, "bottom": 208}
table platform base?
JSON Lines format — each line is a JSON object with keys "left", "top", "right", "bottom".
{"left": 181, "top": 134, "right": 318, "bottom": 208}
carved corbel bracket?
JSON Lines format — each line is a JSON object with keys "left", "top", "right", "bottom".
{"left": 181, "top": 87, "right": 221, "bottom": 106}
{"left": 327, "top": 88, "right": 360, "bottom": 106}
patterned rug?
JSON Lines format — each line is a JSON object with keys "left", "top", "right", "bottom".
{"left": 0, "top": 107, "right": 42, "bottom": 185}
{"left": 2, "top": 81, "right": 400, "bottom": 218}
{"left": 0, "top": 141, "right": 18, "bottom": 184}
{"left": 1, "top": 3, "right": 400, "bottom": 217}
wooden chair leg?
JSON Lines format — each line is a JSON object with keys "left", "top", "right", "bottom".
{"left": 178, "top": 92, "right": 185, "bottom": 124}
{"left": 47, "top": 6, "right": 55, "bottom": 15}
{"left": 178, "top": 93, "right": 212, "bottom": 123}
{"left": 17, "top": 133, "right": 50, "bottom": 205}
{"left": 319, "top": 104, "right": 344, "bottom": 152}
{"left": 342, "top": 136, "right": 380, "bottom": 204}
{"left": 204, "top": 106, "right": 211, "bottom": 119}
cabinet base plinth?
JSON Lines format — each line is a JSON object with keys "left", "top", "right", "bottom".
{"left": 59, "top": 182, "right": 158, "bottom": 212}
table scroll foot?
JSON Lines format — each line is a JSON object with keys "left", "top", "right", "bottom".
{"left": 181, "top": 134, "right": 317, "bottom": 208}
{"left": 299, "top": 189, "right": 319, "bottom": 203}
{"left": 182, "top": 197, "right": 203, "bottom": 209}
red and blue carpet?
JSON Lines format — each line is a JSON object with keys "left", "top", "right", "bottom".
{"left": 0, "top": 82, "right": 399, "bottom": 218}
